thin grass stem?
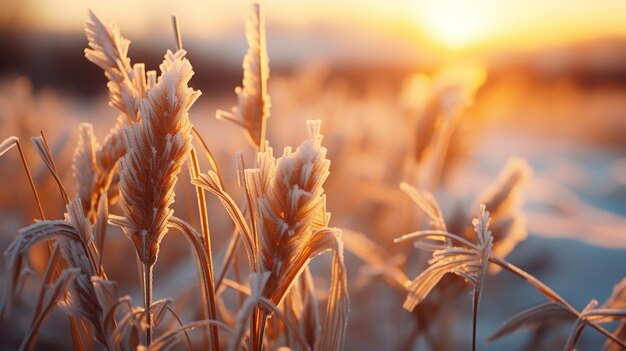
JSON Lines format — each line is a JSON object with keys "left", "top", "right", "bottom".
{"left": 144, "top": 263, "right": 153, "bottom": 346}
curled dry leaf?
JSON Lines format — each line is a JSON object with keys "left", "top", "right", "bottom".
{"left": 192, "top": 170, "right": 256, "bottom": 269}
{"left": 3, "top": 214, "right": 80, "bottom": 318}
{"left": 488, "top": 275, "right": 626, "bottom": 348}
{"left": 487, "top": 302, "right": 577, "bottom": 342}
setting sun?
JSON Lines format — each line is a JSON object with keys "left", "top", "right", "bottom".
{"left": 416, "top": 0, "right": 491, "bottom": 49}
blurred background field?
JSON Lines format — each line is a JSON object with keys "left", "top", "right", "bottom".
{"left": 1, "top": 0, "right": 625, "bottom": 350}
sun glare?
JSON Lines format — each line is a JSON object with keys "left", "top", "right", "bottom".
{"left": 415, "top": 1, "right": 492, "bottom": 50}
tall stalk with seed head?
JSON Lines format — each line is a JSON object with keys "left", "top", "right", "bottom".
{"left": 110, "top": 49, "right": 200, "bottom": 346}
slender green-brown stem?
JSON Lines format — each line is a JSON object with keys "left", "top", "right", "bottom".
{"left": 256, "top": 310, "right": 267, "bottom": 351}
{"left": 472, "top": 298, "right": 478, "bottom": 351}
{"left": 165, "top": 306, "right": 193, "bottom": 351}
{"left": 192, "top": 123, "right": 223, "bottom": 187}
{"left": 257, "top": 4, "right": 268, "bottom": 153}
{"left": 216, "top": 228, "right": 241, "bottom": 290}
{"left": 16, "top": 141, "right": 45, "bottom": 219}
{"left": 144, "top": 263, "right": 153, "bottom": 346}
{"left": 68, "top": 318, "right": 87, "bottom": 351}
{"left": 38, "top": 131, "right": 69, "bottom": 204}
{"left": 189, "top": 148, "right": 219, "bottom": 350}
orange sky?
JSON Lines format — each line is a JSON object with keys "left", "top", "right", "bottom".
{"left": 18, "top": 0, "right": 626, "bottom": 53}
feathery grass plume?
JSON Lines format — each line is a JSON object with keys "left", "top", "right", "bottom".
{"left": 245, "top": 120, "right": 330, "bottom": 303}
{"left": 96, "top": 120, "right": 127, "bottom": 177}
{"left": 216, "top": 3, "right": 271, "bottom": 149}
{"left": 112, "top": 48, "right": 199, "bottom": 267}
{"left": 244, "top": 120, "right": 348, "bottom": 349}
{"left": 84, "top": 11, "right": 157, "bottom": 217}
{"left": 471, "top": 158, "right": 531, "bottom": 264}
{"left": 397, "top": 183, "right": 626, "bottom": 348}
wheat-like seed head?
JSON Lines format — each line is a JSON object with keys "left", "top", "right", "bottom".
{"left": 244, "top": 122, "right": 349, "bottom": 351}
{"left": 245, "top": 120, "right": 332, "bottom": 304}
{"left": 114, "top": 49, "right": 200, "bottom": 266}
{"left": 83, "top": 12, "right": 158, "bottom": 219}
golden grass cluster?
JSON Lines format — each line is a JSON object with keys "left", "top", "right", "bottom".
{"left": 0, "top": 3, "right": 624, "bottom": 351}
